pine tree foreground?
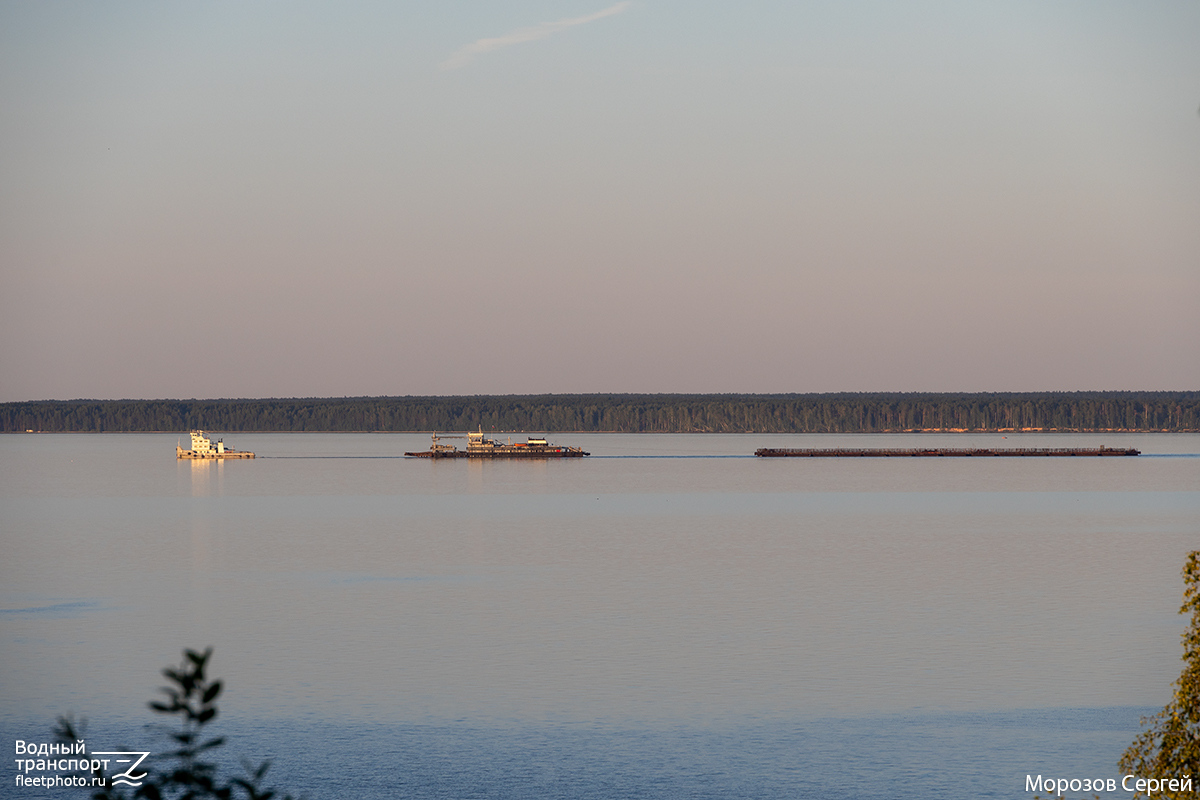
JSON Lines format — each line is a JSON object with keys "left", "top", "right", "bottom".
{"left": 55, "top": 648, "right": 298, "bottom": 800}
{"left": 1118, "top": 551, "right": 1200, "bottom": 799}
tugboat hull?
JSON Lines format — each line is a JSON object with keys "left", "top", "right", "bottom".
{"left": 177, "top": 431, "right": 255, "bottom": 459}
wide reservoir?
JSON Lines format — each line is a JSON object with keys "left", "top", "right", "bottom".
{"left": 2, "top": 432, "right": 1197, "bottom": 799}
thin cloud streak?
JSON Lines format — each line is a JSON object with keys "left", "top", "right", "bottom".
{"left": 441, "top": 2, "right": 631, "bottom": 70}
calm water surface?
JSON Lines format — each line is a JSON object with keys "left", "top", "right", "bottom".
{"left": 3, "top": 432, "right": 1198, "bottom": 798}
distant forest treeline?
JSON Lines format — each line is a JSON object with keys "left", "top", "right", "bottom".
{"left": 3, "top": 393, "right": 1198, "bottom": 433}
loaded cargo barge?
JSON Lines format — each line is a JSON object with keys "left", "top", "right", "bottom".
{"left": 755, "top": 446, "right": 1139, "bottom": 457}
{"left": 406, "top": 429, "right": 589, "bottom": 459}
{"left": 177, "top": 430, "right": 255, "bottom": 459}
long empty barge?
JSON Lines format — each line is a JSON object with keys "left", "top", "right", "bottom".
{"left": 755, "top": 446, "right": 1139, "bottom": 458}
{"left": 406, "top": 430, "right": 589, "bottom": 459}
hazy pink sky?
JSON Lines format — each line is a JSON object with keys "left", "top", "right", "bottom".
{"left": 2, "top": 1, "right": 1197, "bottom": 401}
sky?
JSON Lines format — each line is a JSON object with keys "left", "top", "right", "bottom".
{"left": 2, "top": 1, "right": 1198, "bottom": 401}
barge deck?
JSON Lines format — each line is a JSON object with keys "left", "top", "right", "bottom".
{"left": 406, "top": 430, "right": 589, "bottom": 459}
{"left": 755, "top": 446, "right": 1139, "bottom": 457}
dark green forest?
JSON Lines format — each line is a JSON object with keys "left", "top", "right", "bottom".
{"left": 3, "top": 392, "right": 1198, "bottom": 433}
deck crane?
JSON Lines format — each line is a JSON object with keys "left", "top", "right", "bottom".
{"left": 427, "top": 432, "right": 466, "bottom": 455}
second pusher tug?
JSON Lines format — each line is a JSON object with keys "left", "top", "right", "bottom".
{"left": 406, "top": 428, "right": 589, "bottom": 459}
